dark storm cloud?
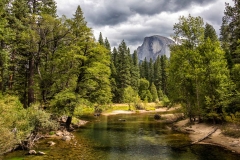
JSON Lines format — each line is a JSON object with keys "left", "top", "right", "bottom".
{"left": 79, "top": 0, "right": 218, "bottom": 26}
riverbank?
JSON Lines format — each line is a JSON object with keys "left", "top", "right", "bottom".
{"left": 102, "top": 106, "right": 179, "bottom": 116}
{"left": 174, "top": 119, "right": 240, "bottom": 154}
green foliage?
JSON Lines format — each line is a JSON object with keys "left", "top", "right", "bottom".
{"left": 123, "top": 86, "right": 138, "bottom": 110}
{"left": 138, "top": 78, "right": 152, "bottom": 102}
{"left": 204, "top": 23, "right": 218, "bottom": 42}
{"left": 162, "top": 95, "right": 170, "bottom": 107}
{"left": 221, "top": 0, "right": 240, "bottom": 66}
{"left": 0, "top": 94, "right": 57, "bottom": 154}
{"left": 169, "top": 15, "right": 232, "bottom": 122}
{"left": 50, "top": 89, "right": 77, "bottom": 115}
{"left": 150, "top": 83, "right": 158, "bottom": 102}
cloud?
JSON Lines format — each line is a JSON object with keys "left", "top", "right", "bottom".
{"left": 55, "top": 0, "right": 232, "bottom": 53}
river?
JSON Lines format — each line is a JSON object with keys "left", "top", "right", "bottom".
{"left": 2, "top": 112, "right": 239, "bottom": 160}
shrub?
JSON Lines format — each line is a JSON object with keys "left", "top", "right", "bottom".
{"left": 0, "top": 95, "right": 58, "bottom": 154}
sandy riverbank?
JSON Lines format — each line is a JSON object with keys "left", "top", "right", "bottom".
{"left": 174, "top": 119, "right": 240, "bottom": 154}
{"left": 102, "top": 107, "right": 179, "bottom": 116}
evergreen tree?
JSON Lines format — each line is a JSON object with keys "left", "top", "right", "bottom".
{"left": 160, "top": 55, "right": 168, "bottom": 95}
{"left": 111, "top": 47, "right": 118, "bottom": 102}
{"left": 148, "top": 58, "right": 154, "bottom": 84}
{"left": 153, "top": 56, "right": 162, "bottom": 93}
{"left": 98, "top": 32, "right": 104, "bottom": 46}
{"left": 130, "top": 50, "right": 140, "bottom": 92}
{"left": 116, "top": 40, "right": 131, "bottom": 102}
{"left": 220, "top": 0, "right": 240, "bottom": 66}
{"left": 204, "top": 23, "right": 218, "bottom": 42}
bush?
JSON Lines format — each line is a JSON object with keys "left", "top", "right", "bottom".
{"left": 27, "top": 104, "right": 59, "bottom": 133}
{"left": 0, "top": 95, "right": 58, "bottom": 154}
{"left": 0, "top": 95, "right": 31, "bottom": 154}
{"left": 162, "top": 95, "right": 170, "bottom": 107}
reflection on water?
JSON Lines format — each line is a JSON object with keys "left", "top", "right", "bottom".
{"left": 2, "top": 113, "right": 240, "bottom": 160}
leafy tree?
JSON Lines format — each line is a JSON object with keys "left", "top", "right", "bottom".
{"left": 138, "top": 78, "right": 152, "bottom": 102}
{"left": 169, "top": 15, "right": 233, "bottom": 123}
{"left": 169, "top": 15, "right": 206, "bottom": 121}
{"left": 150, "top": 83, "right": 158, "bottom": 102}
{"left": 123, "top": 86, "right": 138, "bottom": 110}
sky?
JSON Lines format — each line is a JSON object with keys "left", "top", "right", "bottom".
{"left": 55, "top": 0, "right": 233, "bottom": 53}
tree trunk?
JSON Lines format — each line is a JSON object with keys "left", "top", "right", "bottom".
{"left": 28, "top": 57, "right": 35, "bottom": 107}
{"left": 66, "top": 116, "right": 72, "bottom": 130}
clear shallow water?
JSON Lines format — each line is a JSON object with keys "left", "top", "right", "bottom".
{"left": 2, "top": 113, "right": 240, "bottom": 160}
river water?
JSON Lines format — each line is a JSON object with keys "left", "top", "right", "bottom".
{"left": 2, "top": 112, "right": 239, "bottom": 160}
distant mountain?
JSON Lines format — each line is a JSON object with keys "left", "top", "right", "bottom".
{"left": 137, "top": 35, "right": 175, "bottom": 61}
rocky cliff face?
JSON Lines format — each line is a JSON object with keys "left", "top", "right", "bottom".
{"left": 137, "top": 35, "right": 174, "bottom": 61}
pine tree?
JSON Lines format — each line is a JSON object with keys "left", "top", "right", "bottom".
{"left": 153, "top": 55, "right": 162, "bottom": 93}
{"left": 130, "top": 50, "right": 140, "bottom": 92}
{"left": 148, "top": 58, "right": 154, "bottom": 84}
{"left": 204, "top": 23, "right": 218, "bottom": 42}
{"left": 116, "top": 40, "right": 131, "bottom": 102}
{"left": 98, "top": 32, "right": 104, "bottom": 46}
{"left": 161, "top": 55, "right": 168, "bottom": 95}
{"left": 220, "top": 0, "right": 240, "bottom": 66}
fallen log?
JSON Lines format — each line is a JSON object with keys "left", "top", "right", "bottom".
{"left": 191, "top": 127, "right": 218, "bottom": 144}
{"left": 173, "top": 127, "right": 218, "bottom": 149}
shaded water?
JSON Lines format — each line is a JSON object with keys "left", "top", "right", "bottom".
{"left": 2, "top": 112, "right": 240, "bottom": 160}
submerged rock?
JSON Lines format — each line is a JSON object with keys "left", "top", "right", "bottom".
{"left": 154, "top": 114, "right": 161, "bottom": 120}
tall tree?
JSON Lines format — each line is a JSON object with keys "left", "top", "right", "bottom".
{"left": 153, "top": 55, "right": 162, "bottom": 93}
{"left": 220, "top": 0, "right": 240, "bottom": 66}
{"left": 160, "top": 55, "right": 168, "bottom": 95}
{"left": 169, "top": 15, "right": 232, "bottom": 122}
{"left": 169, "top": 15, "right": 205, "bottom": 121}
{"left": 130, "top": 50, "right": 140, "bottom": 92}
{"left": 116, "top": 40, "right": 131, "bottom": 102}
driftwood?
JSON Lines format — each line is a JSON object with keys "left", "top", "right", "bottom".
{"left": 191, "top": 127, "right": 218, "bottom": 144}
{"left": 174, "top": 127, "right": 218, "bottom": 149}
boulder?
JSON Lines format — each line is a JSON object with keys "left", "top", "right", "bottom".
{"left": 38, "top": 151, "right": 46, "bottom": 155}
{"left": 62, "top": 136, "right": 71, "bottom": 141}
{"left": 56, "top": 131, "right": 63, "bottom": 136}
{"left": 29, "top": 150, "right": 37, "bottom": 155}
{"left": 47, "top": 141, "right": 56, "bottom": 146}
